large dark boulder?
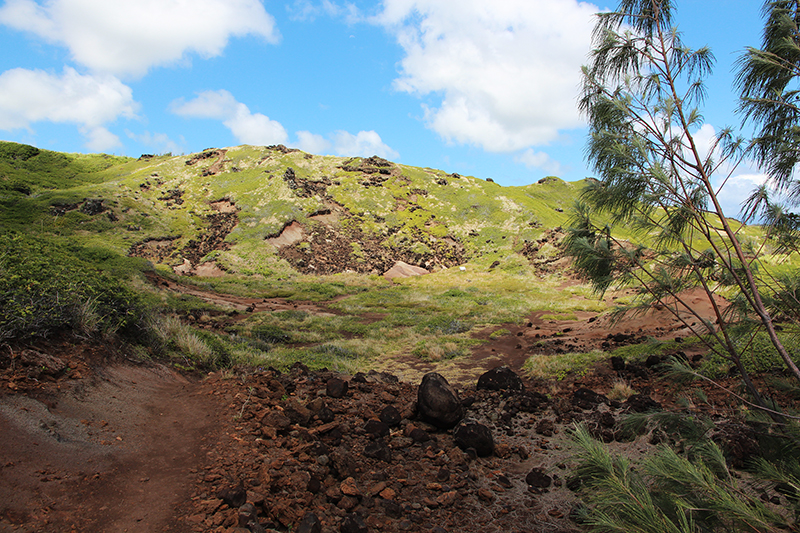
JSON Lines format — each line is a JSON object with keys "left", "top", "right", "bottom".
{"left": 417, "top": 373, "right": 464, "bottom": 429}
{"left": 453, "top": 420, "right": 494, "bottom": 457}
{"left": 477, "top": 366, "right": 524, "bottom": 391}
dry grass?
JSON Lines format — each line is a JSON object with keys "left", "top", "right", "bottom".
{"left": 606, "top": 379, "right": 637, "bottom": 401}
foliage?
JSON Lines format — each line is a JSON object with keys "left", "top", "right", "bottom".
{"left": 571, "top": 424, "right": 787, "bottom": 532}
{"left": 0, "top": 232, "right": 150, "bottom": 341}
{"left": 737, "top": 0, "right": 800, "bottom": 191}
{"left": 524, "top": 350, "right": 607, "bottom": 381}
{"left": 567, "top": 0, "right": 800, "bottom": 410}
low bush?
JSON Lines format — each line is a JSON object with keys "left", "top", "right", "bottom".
{"left": 571, "top": 424, "right": 788, "bottom": 532}
{"left": 0, "top": 232, "right": 150, "bottom": 341}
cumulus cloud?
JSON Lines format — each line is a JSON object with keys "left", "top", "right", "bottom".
{"left": 296, "top": 130, "right": 332, "bottom": 153}
{"left": 515, "top": 149, "right": 564, "bottom": 175}
{"left": 288, "top": 0, "right": 361, "bottom": 23}
{"left": 374, "top": 0, "right": 598, "bottom": 153}
{"left": 0, "top": 0, "right": 280, "bottom": 78}
{"left": 295, "top": 129, "right": 397, "bottom": 158}
{"left": 0, "top": 66, "right": 138, "bottom": 150}
{"left": 331, "top": 130, "right": 398, "bottom": 159}
{"left": 127, "top": 130, "right": 185, "bottom": 155}
{"left": 171, "top": 90, "right": 288, "bottom": 146}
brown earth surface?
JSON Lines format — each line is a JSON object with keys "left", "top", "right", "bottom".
{"left": 0, "top": 280, "right": 792, "bottom": 533}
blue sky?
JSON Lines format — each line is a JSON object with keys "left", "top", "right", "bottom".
{"left": 0, "top": 0, "right": 770, "bottom": 215}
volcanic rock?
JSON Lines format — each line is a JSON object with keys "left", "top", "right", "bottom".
{"left": 453, "top": 419, "right": 494, "bottom": 457}
{"left": 417, "top": 372, "right": 464, "bottom": 429}
{"left": 379, "top": 405, "right": 402, "bottom": 426}
{"left": 526, "top": 469, "right": 552, "bottom": 489}
{"left": 217, "top": 483, "right": 247, "bottom": 508}
{"left": 297, "top": 512, "right": 322, "bottom": 533}
{"left": 477, "top": 366, "right": 524, "bottom": 391}
{"left": 327, "top": 378, "right": 349, "bottom": 398}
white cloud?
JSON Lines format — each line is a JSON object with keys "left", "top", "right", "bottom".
{"left": 287, "top": 0, "right": 362, "bottom": 23}
{"left": 296, "top": 130, "right": 332, "bottom": 153}
{"left": 127, "top": 130, "right": 185, "bottom": 155}
{"left": 374, "top": 0, "right": 598, "bottom": 153}
{"left": 516, "top": 149, "right": 563, "bottom": 175}
{"left": 0, "top": 67, "right": 138, "bottom": 150}
{"left": 0, "top": 0, "right": 280, "bottom": 78}
{"left": 171, "top": 90, "right": 288, "bottom": 146}
{"left": 331, "top": 130, "right": 399, "bottom": 159}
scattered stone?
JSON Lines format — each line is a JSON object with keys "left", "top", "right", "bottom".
{"left": 363, "top": 419, "right": 390, "bottom": 439}
{"left": 284, "top": 400, "right": 312, "bottom": 426}
{"left": 572, "top": 387, "right": 609, "bottom": 409}
{"left": 327, "top": 378, "right": 349, "bottom": 398}
{"left": 453, "top": 420, "right": 494, "bottom": 457}
{"left": 340, "top": 477, "right": 361, "bottom": 497}
{"left": 217, "top": 483, "right": 247, "bottom": 508}
{"left": 476, "top": 366, "right": 524, "bottom": 391}
{"left": 341, "top": 513, "right": 368, "bottom": 533}
{"left": 623, "top": 394, "right": 661, "bottom": 413}
{"left": 238, "top": 503, "right": 257, "bottom": 528}
{"left": 645, "top": 355, "right": 662, "bottom": 368}
{"left": 609, "top": 356, "right": 626, "bottom": 371}
{"left": 379, "top": 405, "right": 402, "bottom": 427}
{"left": 525, "top": 469, "right": 552, "bottom": 489}
{"left": 297, "top": 512, "right": 322, "bottom": 533}
{"left": 384, "top": 261, "right": 430, "bottom": 280}
{"left": 364, "top": 439, "right": 392, "bottom": 462}
{"left": 417, "top": 373, "right": 464, "bottom": 429}
{"left": 535, "top": 418, "right": 555, "bottom": 436}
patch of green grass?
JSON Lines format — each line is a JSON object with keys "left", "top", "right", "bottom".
{"left": 699, "top": 325, "right": 800, "bottom": 377}
{"left": 411, "top": 337, "right": 481, "bottom": 362}
{"left": 609, "top": 337, "right": 702, "bottom": 362}
{"left": 489, "top": 328, "right": 511, "bottom": 339}
{"left": 0, "top": 231, "right": 151, "bottom": 341}
{"left": 234, "top": 339, "right": 374, "bottom": 373}
{"left": 523, "top": 350, "right": 607, "bottom": 380}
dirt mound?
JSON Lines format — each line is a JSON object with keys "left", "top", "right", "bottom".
{"left": 185, "top": 148, "right": 228, "bottom": 176}
{"left": 276, "top": 220, "right": 464, "bottom": 275}
{"left": 129, "top": 200, "right": 239, "bottom": 276}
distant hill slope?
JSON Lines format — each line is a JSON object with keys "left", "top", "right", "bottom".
{"left": 0, "top": 141, "right": 586, "bottom": 276}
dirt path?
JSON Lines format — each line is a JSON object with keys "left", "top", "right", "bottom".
{"left": 0, "top": 363, "right": 218, "bottom": 532}
{"left": 146, "top": 271, "right": 339, "bottom": 316}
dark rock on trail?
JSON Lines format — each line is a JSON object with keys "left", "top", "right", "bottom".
{"left": 364, "top": 438, "right": 392, "bottom": 462}
{"left": 526, "top": 468, "right": 552, "bottom": 489}
{"left": 298, "top": 512, "right": 322, "bottom": 533}
{"left": 379, "top": 405, "right": 402, "bottom": 426}
{"left": 453, "top": 420, "right": 494, "bottom": 457}
{"left": 218, "top": 483, "right": 247, "bottom": 508}
{"left": 572, "top": 387, "right": 609, "bottom": 409}
{"left": 363, "top": 419, "right": 390, "bottom": 439}
{"left": 341, "top": 512, "right": 369, "bottom": 533}
{"left": 327, "top": 377, "right": 349, "bottom": 398}
{"left": 623, "top": 394, "right": 661, "bottom": 413}
{"left": 417, "top": 372, "right": 465, "bottom": 429}
{"left": 477, "top": 365, "right": 524, "bottom": 391}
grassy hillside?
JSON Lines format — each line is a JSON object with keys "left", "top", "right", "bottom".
{"left": 0, "top": 140, "right": 604, "bottom": 370}
{"left": 1, "top": 142, "right": 584, "bottom": 278}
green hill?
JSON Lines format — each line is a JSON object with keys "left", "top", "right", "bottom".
{"left": 1, "top": 141, "right": 584, "bottom": 278}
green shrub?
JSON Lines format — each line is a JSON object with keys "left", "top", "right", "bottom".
{"left": 0, "top": 233, "right": 149, "bottom": 341}
{"left": 700, "top": 325, "right": 800, "bottom": 377}
{"left": 250, "top": 323, "right": 291, "bottom": 344}
{"left": 571, "top": 424, "right": 785, "bottom": 532}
